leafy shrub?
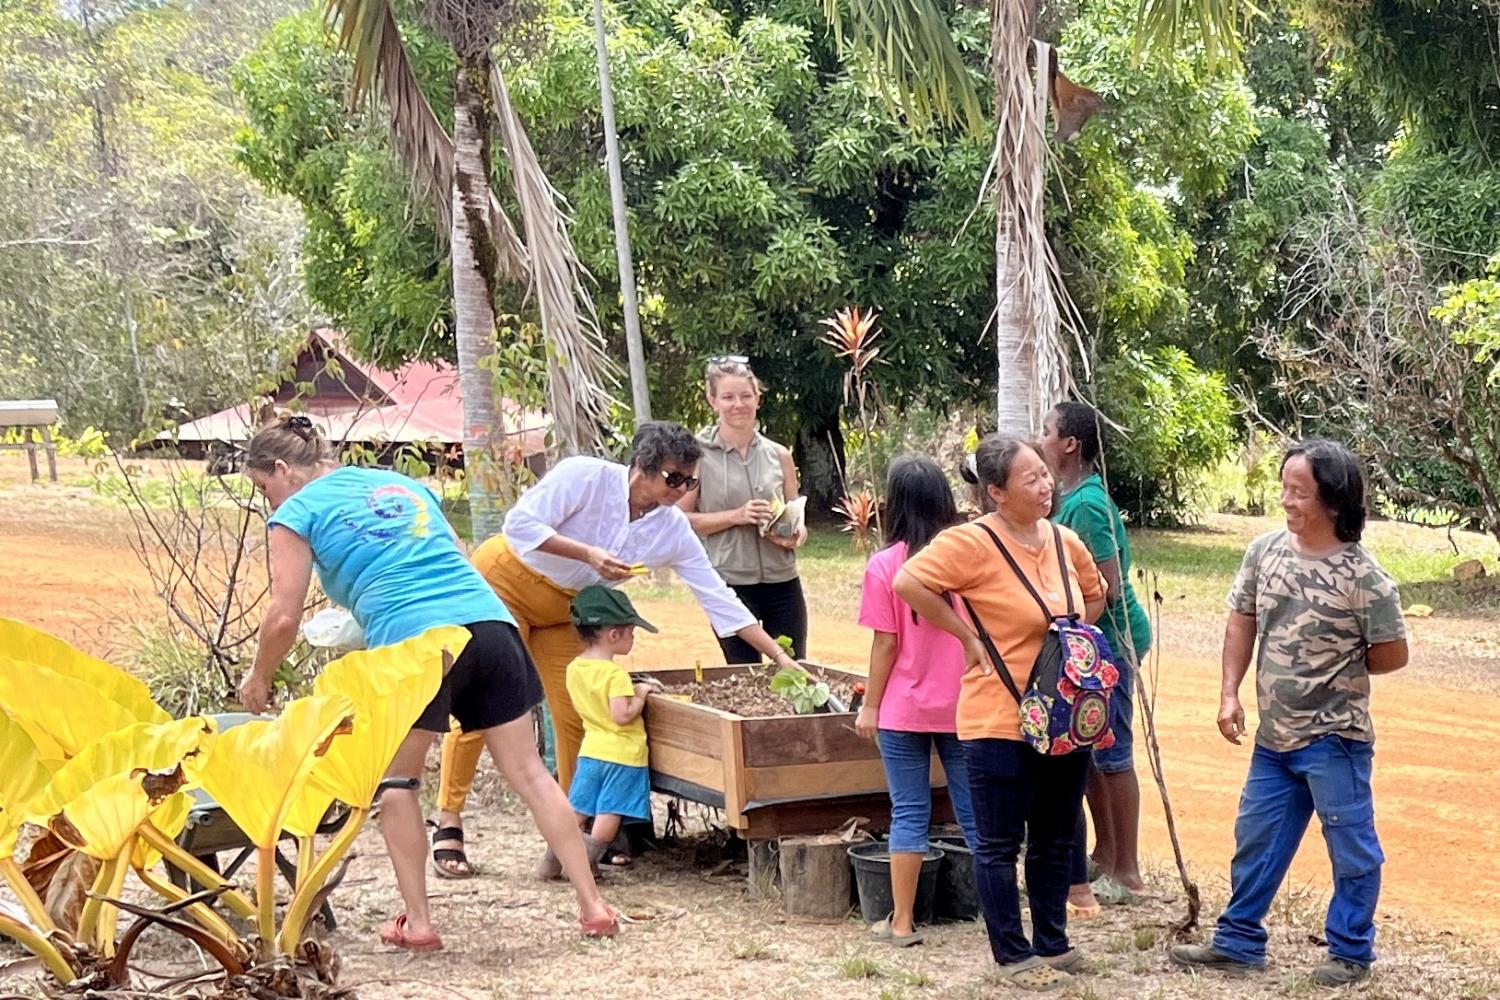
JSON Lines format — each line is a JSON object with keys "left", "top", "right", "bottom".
{"left": 1095, "top": 347, "right": 1236, "bottom": 525}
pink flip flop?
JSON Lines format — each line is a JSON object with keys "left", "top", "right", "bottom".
{"left": 580, "top": 905, "right": 620, "bottom": 939}
{"left": 378, "top": 913, "right": 444, "bottom": 952}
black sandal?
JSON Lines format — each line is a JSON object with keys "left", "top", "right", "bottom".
{"left": 428, "top": 821, "right": 473, "bottom": 880}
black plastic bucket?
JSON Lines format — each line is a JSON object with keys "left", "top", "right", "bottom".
{"left": 847, "top": 841, "right": 943, "bottom": 924}
{"left": 931, "top": 835, "right": 980, "bottom": 921}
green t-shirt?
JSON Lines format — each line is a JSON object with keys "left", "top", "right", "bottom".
{"left": 1054, "top": 474, "right": 1151, "bottom": 660}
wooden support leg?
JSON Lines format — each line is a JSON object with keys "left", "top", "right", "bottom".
{"left": 40, "top": 426, "right": 57, "bottom": 481}
{"left": 23, "top": 427, "right": 38, "bottom": 482}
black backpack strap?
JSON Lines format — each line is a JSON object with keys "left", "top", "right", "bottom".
{"left": 973, "top": 521, "right": 1053, "bottom": 623}
{"left": 960, "top": 595, "right": 1026, "bottom": 706}
{"left": 1049, "top": 522, "right": 1077, "bottom": 619}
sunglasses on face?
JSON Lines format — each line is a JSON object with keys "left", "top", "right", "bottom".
{"left": 661, "top": 469, "right": 699, "bottom": 490}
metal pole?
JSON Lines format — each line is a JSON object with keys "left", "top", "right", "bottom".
{"left": 591, "top": 0, "right": 651, "bottom": 422}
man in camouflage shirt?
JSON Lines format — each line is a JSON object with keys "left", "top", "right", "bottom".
{"left": 1172, "top": 440, "right": 1408, "bottom": 987}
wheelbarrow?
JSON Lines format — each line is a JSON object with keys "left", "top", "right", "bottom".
{"left": 164, "top": 713, "right": 419, "bottom": 933}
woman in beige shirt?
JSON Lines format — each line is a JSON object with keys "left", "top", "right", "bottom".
{"left": 679, "top": 356, "right": 808, "bottom": 663}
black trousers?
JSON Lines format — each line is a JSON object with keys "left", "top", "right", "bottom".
{"left": 715, "top": 577, "right": 808, "bottom": 663}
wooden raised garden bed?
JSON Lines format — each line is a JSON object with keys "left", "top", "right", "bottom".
{"left": 637, "top": 663, "right": 954, "bottom": 840}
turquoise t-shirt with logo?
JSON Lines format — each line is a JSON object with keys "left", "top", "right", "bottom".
{"left": 1054, "top": 474, "right": 1151, "bottom": 660}
{"left": 268, "top": 466, "right": 512, "bottom": 648}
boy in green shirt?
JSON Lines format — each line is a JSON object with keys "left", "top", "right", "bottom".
{"left": 1042, "top": 402, "right": 1153, "bottom": 908}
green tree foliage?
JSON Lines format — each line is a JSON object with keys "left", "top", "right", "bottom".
{"left": 1096, "top": 346, "right": 1236, "bottom": 524}
{"left": 0, "top": 0, "right": 311, "bottom": 438}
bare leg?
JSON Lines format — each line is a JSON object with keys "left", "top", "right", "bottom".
{"left": 480, "top": 714, "right": 611, "bottom": 923}
{"left": 1085, "top": 767, "right": 1112, "bottom": 874}
{"left": 380, "top": 730, "right": 439, "bottom": 936}
{"left": 1096, "top": 768, "right": 1145, "bottom": 891}
{"left": 889, "top": 852, "right": 923, "bottom": 936}
{"left": 590, "top": 813, "right": 623, "bottom": 847}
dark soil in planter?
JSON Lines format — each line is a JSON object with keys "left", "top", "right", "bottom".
{"left": 658, "top": 669, "right": 856, "bottom": 718}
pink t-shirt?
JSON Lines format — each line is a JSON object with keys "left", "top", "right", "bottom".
{"left": 857, "top": 541, "right": 967, "bottom": 733}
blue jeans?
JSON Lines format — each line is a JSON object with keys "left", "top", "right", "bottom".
{"left": 1213, "top": 735, "right": 1384, "bottom": 967}
{"left": 964, "top": 738, "right": 1090, "bottom": 964}
{"left": 877, "top": 729, "right": 978, "bottom": 852}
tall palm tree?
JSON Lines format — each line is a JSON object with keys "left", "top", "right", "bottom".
{"left": 325, "top": 0, "right": 616, "bottom": 537}
{"left": 827, "top": 0, "right": 1246, "bottom": 435}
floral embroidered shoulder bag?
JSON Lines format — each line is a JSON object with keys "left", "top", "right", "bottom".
{"left": 960, "top": 521, "right": 1120, "bottom": 756}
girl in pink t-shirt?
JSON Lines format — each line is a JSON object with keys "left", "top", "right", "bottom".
{"left": 854, "top": 455, "right": 977, "bottom": 946}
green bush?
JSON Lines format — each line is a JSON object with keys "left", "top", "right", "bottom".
{"left": 1095, "top": 347, "right": 1236, "bottom": 525}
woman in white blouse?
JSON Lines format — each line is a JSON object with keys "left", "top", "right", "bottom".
{"left": 428, "top": 422, "right": 801, "bottom": 877}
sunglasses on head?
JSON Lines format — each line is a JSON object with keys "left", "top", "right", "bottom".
{"left": 660, "top": 469, "right": 699, "bottom": 490}
{"left": 707, "top": 354, "right": 749, "bottom": 368}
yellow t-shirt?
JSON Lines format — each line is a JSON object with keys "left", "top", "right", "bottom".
{"left": 566, "top": 656, "right": 647, "bottom": 766}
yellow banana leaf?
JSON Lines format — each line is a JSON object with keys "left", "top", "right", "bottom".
{"left": 307, "top": 626, "right": 466, "bottom": 808}
{"left": 25, "top": 718, "right": 216, "bottom": 860}
{"left": 0, "top": 711, "right": 52, "bottom": 856}
{"left": 280, "top": 784, "right": 337, "bottom": 841}
{"left": 0, "top": 618, "right": 168, "bottom": 725}
{"left": 0, "top": 661, "right": 143, "bottom": 762}
{"left": 132, "top": 791, "right": 192, "bottom": 870}
{"left": 195, "top": 694, "right": 354, "bottom": 850}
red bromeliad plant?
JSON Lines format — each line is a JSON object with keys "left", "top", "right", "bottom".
{"left": 820, "top": 306, "right": 885, "bottom": 539}
{"left": 833, "top": 488, "right": 879, "bottom": 553}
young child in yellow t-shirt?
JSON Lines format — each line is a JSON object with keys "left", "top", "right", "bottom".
{"left": 538, "top": 585, "right": 661, "bottom": 878}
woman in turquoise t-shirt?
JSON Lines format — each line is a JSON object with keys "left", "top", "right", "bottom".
{"left": 1041, "top": 402, "right": 1152, "bottom": 910}
{"left": 237, "top": 415, "right": 619, "bottom": 949}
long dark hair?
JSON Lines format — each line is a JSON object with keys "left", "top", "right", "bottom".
{"left": 1281, "top": 438, "right": 1367, "bottom": 543}
{"left": 885, "top": 454, "right": 958, "bottom": 558}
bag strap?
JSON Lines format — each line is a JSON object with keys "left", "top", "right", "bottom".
{"left": 960, "top": 595, "right": 1026, "bottom": 706}
{"left": 973, "top": 520, "right": 1077, "bottom": 622}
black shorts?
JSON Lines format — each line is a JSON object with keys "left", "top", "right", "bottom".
{"left": 413, "top": 621, "right": 545, "bottom": 733}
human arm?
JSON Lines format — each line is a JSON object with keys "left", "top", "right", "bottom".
{"left": 1060, "top": 529, "right": 1108, "bottom": 625}
{"left": 536, "top": 533, "right": 634, "bottom": 581}
{"left": 892, "top": 568, "right": 987, "bottom": 676}
{"left": 240, "top": 526, "right": 315, "bottom": 713}
{"left": 610, "top": 680, "right": 662, "bottom": 725}
{"left": 733, "top": 623, "right": 803, "bottom": 673}
{"left": 1095, "top": 556, "right": 1124, "bottom": 611}
{"left": 678, "top": 486, "right": 774, "bottom": 537}
{"left": 1218, "top": 611, "right": 1256, "bottom": 744}
{"left": 1367, "top": 639, "right": 1408, "bottom": 674}
{"left": 855, "top": 631, "right": 899, "bottom": 739}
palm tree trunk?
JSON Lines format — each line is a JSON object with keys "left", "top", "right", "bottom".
{"left": 990, "top": 0, "right": 1061, "bottom": 437}
{"left": 451, "top": 58, "right": 508, "bottom": 539}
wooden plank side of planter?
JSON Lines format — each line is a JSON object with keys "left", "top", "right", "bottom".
{"left": 640, "top": 695, "right": 728, "bottom": 759}
{"left": 742, "top": 753, "right": 950, "bottom": 804}
{"left": 722, "top": 715, "right": 748, "bottom": 830}
{"left": 739, "top": 713, "right": 873, "bottom": 767}
{"left": 647, "top": 742, "right": 726, "bottom": 795}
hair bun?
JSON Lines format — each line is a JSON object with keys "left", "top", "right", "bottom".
{"left": 284, "top": 414, "right": 315, "bottom": 440}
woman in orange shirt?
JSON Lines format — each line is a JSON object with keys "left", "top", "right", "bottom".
{"left": 894, "top": 435, "right": 1106, "bottom": 992}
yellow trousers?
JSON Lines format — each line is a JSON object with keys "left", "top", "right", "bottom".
{"left": 437, "top": 537, "right": 583, "bottom": 812}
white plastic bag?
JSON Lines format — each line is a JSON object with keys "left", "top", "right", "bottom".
{"left": 302, "top": 608, "right": 367, "bottom": 651}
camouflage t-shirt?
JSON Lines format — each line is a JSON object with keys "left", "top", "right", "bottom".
{"left": 1227, "top": 530, "right": 1406, "bottom": 751}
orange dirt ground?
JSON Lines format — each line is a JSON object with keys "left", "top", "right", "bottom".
{"left": 2, "top": 457, "right": 1497, "bottom": 945}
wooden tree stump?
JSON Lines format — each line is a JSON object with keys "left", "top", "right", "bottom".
{"left": 777, "top": 833, "right": 851, "bottom": 921}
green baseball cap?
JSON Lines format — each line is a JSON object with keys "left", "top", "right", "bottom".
{"left": 570, "top": 585, "right": 659, "bottom": 633}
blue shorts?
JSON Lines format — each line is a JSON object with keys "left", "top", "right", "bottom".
{"left": 568, "top": 756, "right": 651, "bottom": 821}
{"left": 1094, "top": 652, "right": 1136, "bottom": 774}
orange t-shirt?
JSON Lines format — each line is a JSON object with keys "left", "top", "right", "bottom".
{"left": 902, "top": 514, "right": 1105, "bottom": 741}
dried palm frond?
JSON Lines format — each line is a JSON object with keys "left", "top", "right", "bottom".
{"left": 490, "top": 65, "right": 617, "bottom": 455}
{"left": 323, "top": 0, "right": 529, "bottom": 277}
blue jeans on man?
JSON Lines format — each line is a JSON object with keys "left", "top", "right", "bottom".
{"left": 877, "top": 729, "right": 978, "bottom": 852}
{"left": 1213, "top": 734, "right": 1384, "bottom": 967}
